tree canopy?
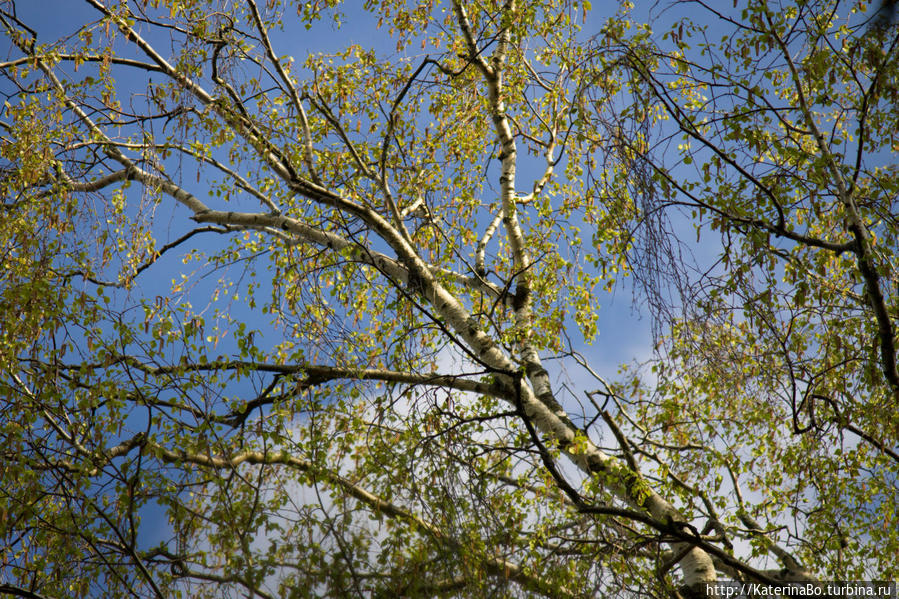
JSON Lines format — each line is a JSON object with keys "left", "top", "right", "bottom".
{"left": 1, "top": 0, "right": 898, "bottom": 597}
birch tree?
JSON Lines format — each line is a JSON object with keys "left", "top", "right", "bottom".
{"left": 1, "top": 0, "right": 897, "bottom": 597}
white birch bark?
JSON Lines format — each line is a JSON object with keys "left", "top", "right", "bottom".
{"left": 82, "top": 1, "right": 719, "bottom": 590}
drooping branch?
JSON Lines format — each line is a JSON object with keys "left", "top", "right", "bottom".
{"left": 118, "top": 357, "right": 512, "bottom": 401}
{"left": 65, "top": 225, "right": 231, "bottom": 288}
{"left": 0, "top": 585, "right": 52, "bottom": 599}
{"left": 0, "top": 53, "right": 162, "bottom": 72}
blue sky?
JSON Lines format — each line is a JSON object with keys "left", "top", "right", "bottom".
{"left": 8, "top": 0, "right": 659, "bottom": 373}
{"left": 1, "top": 0, "right": 688, "bottom": 587}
